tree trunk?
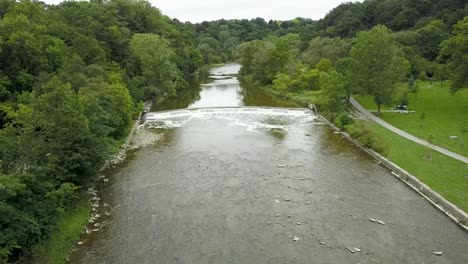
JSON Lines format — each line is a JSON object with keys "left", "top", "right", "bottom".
{"left": 377, "top": 103, "right": 381, "bottom": 116}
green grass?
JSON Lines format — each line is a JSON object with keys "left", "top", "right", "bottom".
{"left": 355, "top": 81, "right": 468, "bottom": 157}
{"left": 293, "top": 90, "right": 323, "bottom": 104}
{"left": 365, "top": 121, "right": 468, "bottom": 212}
{"left": 34, "top": 193, "right": 90, "bottom": 264}
{"left": 354, "top": 96, "right": 391, "bottom": 110}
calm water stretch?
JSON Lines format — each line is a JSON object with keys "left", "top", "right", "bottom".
{"left": 69, "top": 64, "right": 468, "bottom": 264}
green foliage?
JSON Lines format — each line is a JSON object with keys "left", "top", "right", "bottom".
{"left": 79, "top": 71, "right": 135, "bottom": 141}
{"left": 335, "top": 113, "right": 355, "bottom": 130}
{"left": 349, "top": 25, "right": 409, "bottom": 114}
{"left": 194, "top": 18, "right": 316, "bottom": 64}
{"left": 0, "top": 0, "right": 465, "bottom": 261}
{"left": 346, "top": 122, "right": 388, "bottom": 155}
{"left": 0, "top": 0, "right": 200, "bottom": 262}
{"left": 32, "top": 193, "right": 90, "bottom": 264}
{"left": 317, "top": 0, "right": 467, "bottom": 37}
{"left": 315, "top": 58, "right": 333, "bottom": 72}
{"left": 272, "top": 73, "right": 294, "bottom": 92}
{"left": 296, "top": 69, "right": 320, "bottom": 90}
{"left": 301, "top": 37, "right": 351, "bottom": 66}
{"left": 319, "top": 70, "right": 347, "bottom": 114}
{"left": 460, "top": 121, "right": 468, "bottom": 147}
{"left": 439, "top": 17, "right": 468, "bottom": 92}
{"left": 238, "top": 35, "right": 299, "bottom": 86}
{"left": 129, "top": 33, "right": 188, "bottom": 100}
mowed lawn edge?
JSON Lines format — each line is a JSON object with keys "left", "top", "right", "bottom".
{"left": 366, "top": 121, "right": 468, "bottom": 212}
{"left": 355, "top": 81, "right": 468, "bottom": 157}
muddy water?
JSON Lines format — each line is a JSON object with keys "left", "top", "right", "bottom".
{"left": 69, "top": 64, "right": 468, "bottom": 264}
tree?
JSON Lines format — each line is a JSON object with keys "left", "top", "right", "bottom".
{"left": 301, "top": 37, "right": 351, "bottom": 66}
{"left": 460, "top": 121, "right": 468, "bottom": 147}
{"left": 439, "top": 17, "right": 468, "bottom": 93}
{"left": 315, "top": 58, "right": 333, "bottom": 72}
{"left": 349, "top": 25, "right": 409, "bottom": 115}
{"left": 335, "top": 57, "right": 357, "bottom": 104}
{"left": 420, "top": 112, "right": 426, "bottom": 128}
{"left": 415, "top": 20, "right": 449, "bottom": 61}
{"left": 129, "top": 33, "right": 187, "bottom": 100}
{"left": 79, "top": 71, "right": 135, "bottom": 141}
{"left": 426, "top": 134, "right": 434, "bottom": 160}
{"left": 320, "top": 70, "right": 347, "bottom": 114}
{"left": 4, "top": 78, "right": 103, "bottom": 183}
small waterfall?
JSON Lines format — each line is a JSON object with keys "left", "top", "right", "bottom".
{"left": 142, "top": 107, "right": 318, "bottom": 131}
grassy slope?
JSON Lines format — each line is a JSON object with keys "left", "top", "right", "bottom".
{"left": 367, "top": 121, "right": 468, "bottom": 211}
{"left": 35, "top": 193, "right": 90, "bottom": 264}
{"left": 356, "top": 81, "right": 468, "bottom": 157}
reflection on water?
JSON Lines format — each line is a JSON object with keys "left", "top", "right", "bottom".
{"left": 153, "top": 63, "right": 298, "bottom": 111}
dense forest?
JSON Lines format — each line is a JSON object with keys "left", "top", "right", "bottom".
{"left": 0, "top": 0, "right": 202, "bottom": 261}
{"left": 0, "top": 0, "right": 467, "bottom": 262}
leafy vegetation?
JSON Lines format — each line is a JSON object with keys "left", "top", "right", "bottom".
{"left": 0, "top": 0, "right": 467, "bottom": 262}
{"left": 32, "top": 194, "right": 90, "bottom": 264}
{"left": 0, "top": 0, "right": 202, "bottom": 262}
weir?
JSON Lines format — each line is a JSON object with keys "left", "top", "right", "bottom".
{"left": 143, "top": 106, "right": 315, "bottom": 122}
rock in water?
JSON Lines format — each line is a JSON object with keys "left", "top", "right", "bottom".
{"left": 346, "top": 247, "right": 361, "bottom": 253}
{"left": 369, "top": 217, "right": 385, "bottom": 225}
{"left": 432, "top": 251, "right": 443, "bottom": 256}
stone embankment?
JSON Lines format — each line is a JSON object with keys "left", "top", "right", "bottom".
{"left": 309, "top": 104, "right": 468, "bottom": 231}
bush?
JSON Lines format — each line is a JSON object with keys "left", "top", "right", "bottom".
{"left": 346, "top": 122, "right": 388, "bottom": 155}
{"left": 334, "top": 113, "right": 354, "bottom": 130}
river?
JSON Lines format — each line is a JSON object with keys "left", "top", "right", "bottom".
{"left": 69, "top": 64, "right": 468, "bottom": 264}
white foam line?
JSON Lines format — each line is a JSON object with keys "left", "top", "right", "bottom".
{"left": 145, "top": 108, "right": 315, "bottom": 121}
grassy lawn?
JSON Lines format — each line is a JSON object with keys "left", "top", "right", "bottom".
{"left": 34, "top": 193, "right": 90, "bottom": 264}
{"left": 355, "top": 81, "right": 468, "bottom": 157}
{"left": 293, "top": 90, "right": 323, "bottom": 103}
{"left": 365, "top": 121, "right": 468, "bottom": 212}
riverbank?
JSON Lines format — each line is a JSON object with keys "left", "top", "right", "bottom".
{"left": 254, "top": 83, "right": 468, "bottom": 227}
{"left": 31, "top": 194, "right": 91, "bottom": 264}
{"left": 240, "top": 82, "right": 322, "bottom": 107}
{"left": 31, "top": 105, "right": 147, "bottom": 263}
{"left": 320, "top": 116, "right": 468, "bottom": 229}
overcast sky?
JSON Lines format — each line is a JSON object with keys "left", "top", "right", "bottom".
{"left": 43, "top": 0, "right": 361, "bottom": 23}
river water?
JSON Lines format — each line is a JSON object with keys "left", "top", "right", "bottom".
{"left": 69, "top": 64, "right": 468, "bottom": 264}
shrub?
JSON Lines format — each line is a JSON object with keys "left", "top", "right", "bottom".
{"left": 335, "top": 113, "right": 354, "bottom": 130}
{"left": 346, "top": 122, "right": 388, "bottom": 155}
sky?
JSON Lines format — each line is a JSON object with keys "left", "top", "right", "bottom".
{"left": 43, "top": 0, "right": 361, "bottom": 23}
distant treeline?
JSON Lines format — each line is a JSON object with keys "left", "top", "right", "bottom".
{"left": 190, "top": 0, "right": 467, "bottom": 65}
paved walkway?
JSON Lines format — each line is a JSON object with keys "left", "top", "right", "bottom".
{"left": 350, "top": 97, "right": 468, "bottom": 164}
{"left": 368, "top": 109, "right": 416, "bottom": 114}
